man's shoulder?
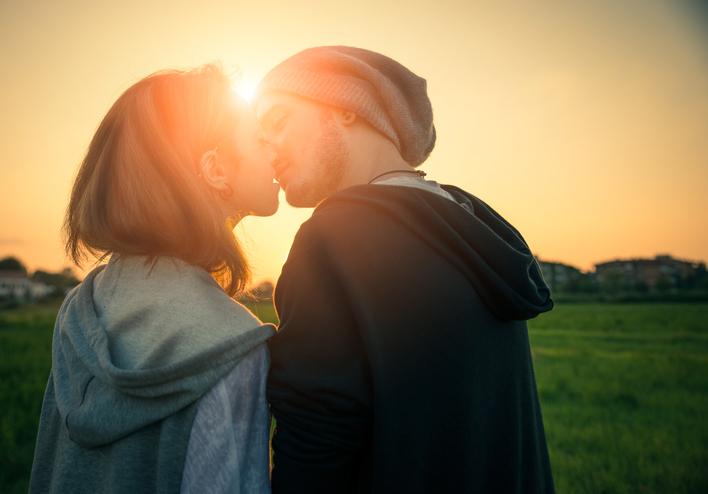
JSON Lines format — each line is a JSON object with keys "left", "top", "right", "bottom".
{"left": 288, "top": 181, "right": 484, "bottom": 264}
{"left": 308, "top": 182, "right": 470, "bottom": 223}
{"left": 313, "top": 184, "right": 397, "bottom": 216}
{"left": 295, "top": 185, "right": 418, "bottom": 246}
{"left": 296, "top": 185, "right": 378, "bottom": 225}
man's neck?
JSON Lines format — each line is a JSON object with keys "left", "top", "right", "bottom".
{"left": 340, "top": 144, "right": 413, "bottom": 189}
{"left": 368, "top": 168, "right": 427, "bottom": 184}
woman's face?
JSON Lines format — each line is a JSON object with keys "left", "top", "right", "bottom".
{"left": 224, "top": 105, "right": 280, "bottom": 218}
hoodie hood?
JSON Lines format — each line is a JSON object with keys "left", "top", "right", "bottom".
{"left": 51, "top": 255, "right": 274, "bottom": 448}
{"left": 317, "top": 184, "right": 553, "bottom": 321}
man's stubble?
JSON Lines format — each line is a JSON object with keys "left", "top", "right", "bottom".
{"left": 286, "top": 111, "right": 348, "bottom": 208}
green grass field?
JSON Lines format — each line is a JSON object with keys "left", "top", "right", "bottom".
{"left": 1, "top": 302, "right": 707, "bottom": 493}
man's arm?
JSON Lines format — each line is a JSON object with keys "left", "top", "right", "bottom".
{"left": 268, "top": 220, "right": 372, "bottom": 494}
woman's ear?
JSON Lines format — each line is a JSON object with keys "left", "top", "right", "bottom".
{"left": 198, "top": 148, "right": 229, "bottom": 192}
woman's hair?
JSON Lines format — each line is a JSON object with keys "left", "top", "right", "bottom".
{"left": 64, "top": 64, "right": 250, "bottom": 296}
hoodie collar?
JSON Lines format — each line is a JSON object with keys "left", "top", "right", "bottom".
{"left": 51, "top": 255, "right": 274, "bottom": 447}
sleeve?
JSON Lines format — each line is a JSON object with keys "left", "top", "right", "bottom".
{"left": 267, "top": 219, "right": 372, "bottom": 494}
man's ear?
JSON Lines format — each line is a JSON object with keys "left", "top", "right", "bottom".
{"left": 198, "top": 149, "right": 228, "bottom": 191}
{"left": 337, "top": 110, "right": 357, "bottom": 126}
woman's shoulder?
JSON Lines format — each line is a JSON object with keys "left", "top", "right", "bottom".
{"left": 211, "top": 343, "right": 270, "bottom": 394}
{"left": 195, "top": 344, "right": 270, "bottom": 408}
{"left": 183, "top": 343, "right": 271, "bottom": 493}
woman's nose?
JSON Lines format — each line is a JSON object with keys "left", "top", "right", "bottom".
{"left": 260, "top": 142, "right": 278, "bottom": 166}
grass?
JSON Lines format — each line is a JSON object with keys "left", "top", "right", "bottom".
{"left": 1, "top": 302, "right": 707, "bottom": 493}
{"left": 0, "top": 302, "right": 58, "bottom": 493}
{"left": 529, "top": 304, "right": 708, "bottom": 493}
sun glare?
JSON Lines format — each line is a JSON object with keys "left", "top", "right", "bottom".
{"left": 233, "top": 78, "right": 258, "bottom": 103}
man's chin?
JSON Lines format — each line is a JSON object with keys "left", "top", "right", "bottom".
{"left": 283, "top": 184, "right": 323, "bottom": 208}
{"left": 285, "top": 193, "right": 318, "bottom": 208}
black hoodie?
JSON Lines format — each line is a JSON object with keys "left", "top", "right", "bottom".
{"left": 268, "top": 184, "right": 555, "bottom": 494}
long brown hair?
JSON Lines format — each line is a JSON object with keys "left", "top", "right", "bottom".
{"left": 64, "top": 64, "right": 250, "bottom": 296}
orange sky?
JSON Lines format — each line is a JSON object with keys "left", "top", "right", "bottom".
{"left": 1, "top": 0, "right": 707, "bottom": 283}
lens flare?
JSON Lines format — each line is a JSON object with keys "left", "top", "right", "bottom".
{"left": 233, "top": 78, "right": 258, "bottom": 103}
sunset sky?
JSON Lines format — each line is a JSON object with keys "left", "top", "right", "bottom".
{"left": 1, "top": 0, "right": 707, "bottom": 283}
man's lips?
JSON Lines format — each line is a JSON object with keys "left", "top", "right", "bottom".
{"left": 273, "top": 160, "right": 292, "bottom": 184}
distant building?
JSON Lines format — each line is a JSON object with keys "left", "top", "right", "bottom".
{"left": 594, "top": 254, "right": 703, "bottom": 290}
{"left": 0, "top": 271, "right": 54, "bottom": 301}
{"left": 537, "top": 259, "right": 589, "bottom": 292}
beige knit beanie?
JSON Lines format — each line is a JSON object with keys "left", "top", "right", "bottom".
{"left": 258, "top": 46, "right": 436, "bottom": 166}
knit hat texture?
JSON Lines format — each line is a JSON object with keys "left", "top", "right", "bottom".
{"left": 258, "top": 46, "right": 436, "bottom": 166}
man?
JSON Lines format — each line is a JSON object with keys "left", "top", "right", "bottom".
{"left": 256, "top": 46, "right": 555, "bottom": 493}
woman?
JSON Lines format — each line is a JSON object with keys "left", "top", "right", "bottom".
{"left": 29, "top": 65, "right": 279, "bottom": 493}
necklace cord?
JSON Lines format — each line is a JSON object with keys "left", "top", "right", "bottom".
{"left": 368, "top": 169, "right": 427, "bottom": 184}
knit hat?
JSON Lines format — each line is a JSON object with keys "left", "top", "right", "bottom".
{"left": 258, "top": 46, "right": 436, "bottom": 166}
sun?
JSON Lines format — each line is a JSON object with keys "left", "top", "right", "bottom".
{"left": 233, "top": 77, "right": 258, "bottom": 103}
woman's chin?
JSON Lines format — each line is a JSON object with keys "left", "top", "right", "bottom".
{"left": 251, "top": 198, "right": 280, "bottom": 218}
{"left": 237, "top": 185, "right": 281, "bottom": 218}
{"left": 262, "top": 203, "right": 280, "bottom": 217}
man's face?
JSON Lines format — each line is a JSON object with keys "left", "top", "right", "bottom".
{"left": 256, "top": 92, "right": 348, "bottom": 207}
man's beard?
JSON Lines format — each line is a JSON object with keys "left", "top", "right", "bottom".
{"left": 285, "top": 112, "right": 348, "bottom": 207}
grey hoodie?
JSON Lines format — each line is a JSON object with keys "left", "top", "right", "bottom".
{"left": 29, "top": 255, "right": 275, "bottom": 494}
